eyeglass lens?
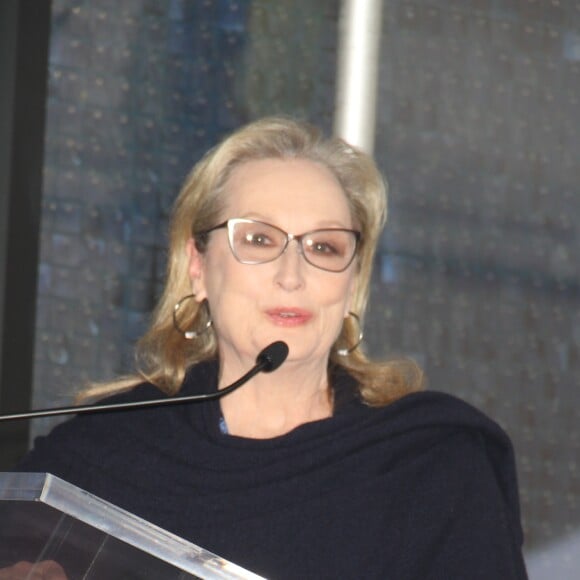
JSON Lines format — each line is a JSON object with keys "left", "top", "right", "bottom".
{"left": 228, "top": 220, "right": 357, "bottom": 272}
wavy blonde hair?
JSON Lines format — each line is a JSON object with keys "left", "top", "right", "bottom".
{"left": 85, "top": 117, "right": 423, "bottom": 406}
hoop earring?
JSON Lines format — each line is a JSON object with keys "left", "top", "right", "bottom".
{"left": 336, "top": 312, "right": 363, "bottom": 356}
{"left": 173, "top": 294, "right": 213, "bottom": 340}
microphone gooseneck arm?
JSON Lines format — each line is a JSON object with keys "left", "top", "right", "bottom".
{"left": 0, "top": 341, "right": 289, "bottom": 422}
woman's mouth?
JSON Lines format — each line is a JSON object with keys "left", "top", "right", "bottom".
{"left": 266, "top": 308, "right": 313, "bottom": 327}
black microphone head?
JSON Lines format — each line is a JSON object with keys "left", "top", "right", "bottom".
{"left": 256, "top": 341, "right": 289, "bottom": 372}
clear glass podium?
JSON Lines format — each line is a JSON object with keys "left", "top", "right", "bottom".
{"left": 0, "top": 473, "right": 265, "bottom": 579}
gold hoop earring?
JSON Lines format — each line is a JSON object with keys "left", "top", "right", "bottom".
{"left": 173, "top": 294, "right": 213, "bottom": 339}
{"left": 336, "top": 312, "right": 363, "bottom": 356}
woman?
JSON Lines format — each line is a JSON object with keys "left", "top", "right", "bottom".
{"left": 11, "top": 118, "right": 527, "bottom": 578}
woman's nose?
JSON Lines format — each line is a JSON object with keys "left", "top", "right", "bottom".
{"left": 274, "top": 240, "right": 305, "bottom": 290}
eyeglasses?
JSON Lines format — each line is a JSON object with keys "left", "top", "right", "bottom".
{"left": 198, "top": 218, "right": 361, "bottom": 272}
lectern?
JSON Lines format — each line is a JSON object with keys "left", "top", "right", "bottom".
{"left": 0, "top": 472, "right": 265, "bottom": 579}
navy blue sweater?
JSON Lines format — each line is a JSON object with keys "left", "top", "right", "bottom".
{"left": 15, "top": 361, "right": 527, "bottom": 579}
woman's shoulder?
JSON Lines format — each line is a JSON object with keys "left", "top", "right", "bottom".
{"left": 379, "top": 389, "right": 509, "bottom": 437}
{"left": 363, "top": 389, "right": 518, "bottom": 476}
{"left": 17, "top": 360, "right": 220, "bottom": 457}
{"left": 333, "top": 367, "right": 515, "bottom": 461}
{"left": 83, "top": 358, "right": 220, "bottom": 406}
{"left": 14, "top": 379, "right": 199, "bottom": 485}
{"left": 370, "top": 389, "right": 523, "bottom": 533}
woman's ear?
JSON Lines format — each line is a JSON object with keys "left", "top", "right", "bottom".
{"left": 186, "top": 238, "right": 208, "bottom": 302}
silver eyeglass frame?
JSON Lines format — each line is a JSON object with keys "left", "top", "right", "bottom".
{"left": 197, "top": 218, "right": 361, "bottom": 273}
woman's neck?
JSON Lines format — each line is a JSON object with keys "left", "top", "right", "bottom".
{"left": 218, "top": 360, "right": 333, "bottom": 439}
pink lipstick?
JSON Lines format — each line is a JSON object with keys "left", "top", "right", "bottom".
{"left": 266, "top": 308, "right": 312, "bottom": 327}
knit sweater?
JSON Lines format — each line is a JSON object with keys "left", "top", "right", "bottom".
{"left": 15, "top": 361, "right": 528, "bottom": 579}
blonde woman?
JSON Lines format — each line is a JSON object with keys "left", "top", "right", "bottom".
{"left": 14, "top": 118, "right": 527, "bottom": 579}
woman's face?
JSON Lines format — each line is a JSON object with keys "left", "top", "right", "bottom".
{"left": 188, "top": 158, "right": 358, "bottom": 370}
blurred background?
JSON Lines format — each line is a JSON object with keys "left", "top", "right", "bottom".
{"left": 0, "top": 1, "right": 578, "bottom": 577}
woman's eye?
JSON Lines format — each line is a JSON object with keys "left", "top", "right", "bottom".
{"left": 311, "top": 241, "right": 338, "bottom": 255}
{"left": 245, "top": 233, "right": 272, "bottom": 246}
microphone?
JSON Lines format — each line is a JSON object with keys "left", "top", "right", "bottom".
{"left": 0, "top": 341, "right": 289, "bottom": 422}
{"left": 255, "top": 340, "right": 288, "bottom": 372}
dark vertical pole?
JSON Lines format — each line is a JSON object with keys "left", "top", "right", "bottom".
{"left": 0, "top": 0, "right": 52, "bottom": 468}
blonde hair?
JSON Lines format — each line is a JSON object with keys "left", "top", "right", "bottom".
{"left": 84, "top": 117, "right": 423, "bottom": 405}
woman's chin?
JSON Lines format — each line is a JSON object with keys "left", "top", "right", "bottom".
{"left": 266, "top": 339, "right": 328, "bottom": 368}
